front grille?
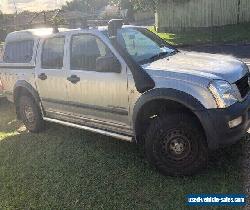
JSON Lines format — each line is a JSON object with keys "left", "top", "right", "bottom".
{"left": 235, "top": 74, "right": 250, "bottom": 98}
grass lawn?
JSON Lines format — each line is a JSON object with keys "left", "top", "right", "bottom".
{"left": 150, "top": 23, "right": 250, "bottom": 46}
{"left": 0, "top": 99, "right": 244, "bottom": 209}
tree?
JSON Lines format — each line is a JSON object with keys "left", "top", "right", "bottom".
{"left": 0, "top": 10, "right": 3, "bottom": 20}
{"left": 62, "top": 0, "right": 157, "bottom": 13}
{"left": 134, "top": 0, "right": 158, "bottom": 11}
{"left": 62, "top": 0, "right": 109, "bottom": 13}
{"left": 0, "top": 10, "right": 6, "bottom": 42}
{"left": 109, "top": 0, "right": 157, "bottom": 11}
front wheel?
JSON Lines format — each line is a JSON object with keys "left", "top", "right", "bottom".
{"left": 19, "top": 95, "right": 44, "bottom": 133}
{"left": 145, "top": 113, "right": 208, "bottom": 176}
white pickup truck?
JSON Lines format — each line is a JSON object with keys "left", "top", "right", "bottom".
{"left": 0, "top": 20, "right": 249, "bottom": 176}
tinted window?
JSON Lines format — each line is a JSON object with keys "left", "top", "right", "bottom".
{"left": 42, "top": 37, "right": 65, "bottom": 69}
{"left": 71, "top": 34, "right": 112, "bottom": 70}
{"left": 3, "top": 40, "right": 34, "bottom": 63}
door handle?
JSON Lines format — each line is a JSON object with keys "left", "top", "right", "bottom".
{"left": 38, "top": 73, "right": 47, "bottom": 80}
{"left": 67, "top": 75, "right": 80, "bottom": 84}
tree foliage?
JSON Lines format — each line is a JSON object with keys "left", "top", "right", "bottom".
{"left": 109, "top": 0, "right": 157, "bottom": 11}
{"left": 62, "top": 0, "right": 109, "bottom": 13}
{"left": 129, "top": 0, "right": 157, "bottom": 11}
{"left": 0, "top": 10, "right": 3, "bottom": 20}
{"left": 62, "top": 0, "right": 157, "bottom": 13}
{"left": 0, "top": 10, "right": 6, "bottom": 42}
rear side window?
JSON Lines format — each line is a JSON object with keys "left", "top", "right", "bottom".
{"left": 41, "top": 37, "right": 65, "bottom": 69}
{"left": 3, "top": 40, "right": 34, "bottom": 63}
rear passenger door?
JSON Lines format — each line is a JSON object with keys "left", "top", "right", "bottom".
{"left": 66, "top": 33, "right": 130, "bottom": 133}
{"left": 35, "top": 36, "right": 68, "bottom": 116}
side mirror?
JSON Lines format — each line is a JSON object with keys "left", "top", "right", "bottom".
{"left": 96, "top": 56, "right": 121, "bottom": 73}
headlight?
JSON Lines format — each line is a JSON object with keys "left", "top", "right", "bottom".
{"left": 208, "top": 80, "right": 238, "bottom": 108}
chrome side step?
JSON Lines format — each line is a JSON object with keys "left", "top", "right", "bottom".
{"left": 43, "top": 117, "right": 133, "bottom": 142}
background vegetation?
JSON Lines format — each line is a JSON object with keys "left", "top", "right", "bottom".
{"left": 62, "top": 0, "right": 157, "bottom": 12}
{"left": 150, "top": 23, "right": 250, "bottom": 46}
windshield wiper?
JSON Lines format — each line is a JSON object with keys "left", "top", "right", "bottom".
{"left": 140, "top": 50, "right": 176, "bottom": 65}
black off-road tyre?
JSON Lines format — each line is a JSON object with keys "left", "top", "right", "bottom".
{"left": 145, "top": 113, "right": 208, "bottom": 176}
{"left": 19, "top": 95, "right": 44, "bottom": 133}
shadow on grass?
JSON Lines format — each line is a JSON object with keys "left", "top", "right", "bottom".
{"left": 0, "top": 100, "right": 244, "bottom": 210}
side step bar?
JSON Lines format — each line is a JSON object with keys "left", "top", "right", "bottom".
{"left": 43, "top": 117, "right": 133, "bottom": 142}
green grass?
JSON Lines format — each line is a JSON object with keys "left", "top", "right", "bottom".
{"left": 150, "top": 23, "right": 250, "bottom": 46}
{"left": 0, "top": 100, "right": 244, "bottom": 209}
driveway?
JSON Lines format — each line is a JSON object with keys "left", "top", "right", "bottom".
{"left": 182, "top": 44, "right": 250, "bottom": 64}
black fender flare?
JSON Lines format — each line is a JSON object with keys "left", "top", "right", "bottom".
{"left": 132, "top": 88, "right": 213, "bottom": 143}
{"left": 13, "top": 80, "right": 41, "bottom": 105}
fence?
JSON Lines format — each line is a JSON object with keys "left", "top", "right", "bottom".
{"left": 134, "top": 10, "right": 155, "bottom": 23}
{"left": 156, "top": 0, "right": 250, "bottom": 32}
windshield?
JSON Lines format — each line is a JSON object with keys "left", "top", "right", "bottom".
{"left": 114, "top": 28, "right": 177, "bottom": 64}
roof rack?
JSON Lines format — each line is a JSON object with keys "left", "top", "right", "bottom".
{"left": 24, "top": 9, "right": 124, "bottom": 35}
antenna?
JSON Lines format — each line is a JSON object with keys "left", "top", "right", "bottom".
{"left": 12, "top": 0, "right": 18, "bottom": 15}
{"left": 51, "top": 9, "right": 62, "bottom": 33}
{"left": 12, "top": 0, "right": 18, "bottom": 29}
{"left": 81, "top": 17, "right": 90, "bottom": 29}
{"left": 43, "top": 11, "right": 47, "bottom": 24}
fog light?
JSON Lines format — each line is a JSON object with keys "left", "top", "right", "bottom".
{"left": 228, "top": 116, "right": 243, "bottom": 128}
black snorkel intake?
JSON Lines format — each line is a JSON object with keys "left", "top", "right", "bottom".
{"left": 108, "top": 19, "right": 155, "bottom": 94}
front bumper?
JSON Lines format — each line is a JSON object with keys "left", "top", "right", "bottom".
{"left": 196, "top": 94, "right": 250, "bottom": 150}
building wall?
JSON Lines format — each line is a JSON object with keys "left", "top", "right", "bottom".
{"left": 156, "top": 0, "right": 250, "bottom": 32}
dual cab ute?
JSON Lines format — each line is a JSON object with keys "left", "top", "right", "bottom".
{"left": 0, "top": 20, "right": 249, "bottom": 176}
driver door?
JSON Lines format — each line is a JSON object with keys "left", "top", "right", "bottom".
{"left": 65, "top": 33, "right": 130, "bottom": 133}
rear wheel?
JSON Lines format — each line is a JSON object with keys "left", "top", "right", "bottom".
{"left": 145, "top": 113, "right": 208, "bottom": 176}
{"left": 19, "top": 95, "right": 44, "bottom": 133}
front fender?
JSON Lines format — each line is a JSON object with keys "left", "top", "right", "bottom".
{"left": 132, "top": 88, "right": 222, "bottom": 149}
{"left": 132, "top": 88, "right": 206, "bottom": 126}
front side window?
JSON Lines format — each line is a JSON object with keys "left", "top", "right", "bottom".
{"left": 116, "top": 28, "right": 177, "bottom": 64}
{"left": 71, "top": 34, "right": 112, "bottom": 71}
{"left": 42, "top": 37, "right": 65, "bottom": 69}
{"left": 3, "top": 40, "right": 34, "bottom": 63}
